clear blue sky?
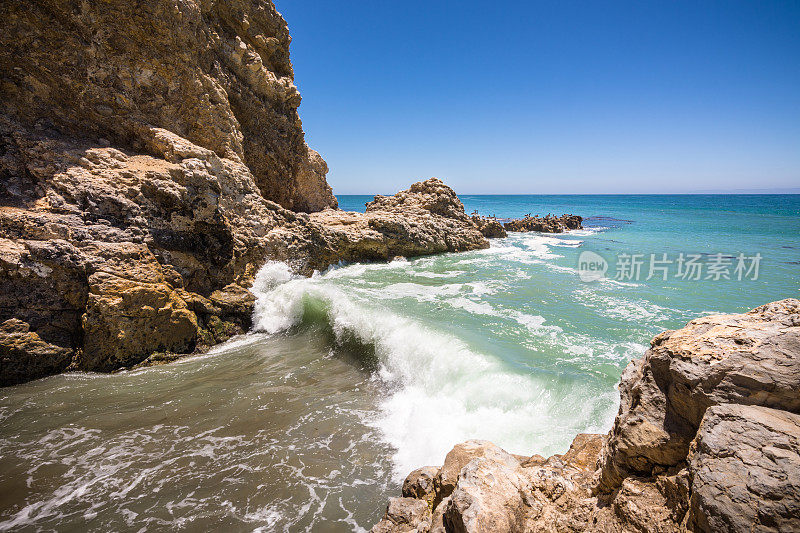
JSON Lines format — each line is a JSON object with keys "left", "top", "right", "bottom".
{"left": 275, "top": 0, "right": 800, "bottom": 194}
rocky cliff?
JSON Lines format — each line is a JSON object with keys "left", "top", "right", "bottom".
{"left": 372, "top": 299, "right": 800, "bottom": 532}
{"left": 0, "top": 0, "right": 335, "bottom": 212}
{"left": 0, "top": 0, "right": 495, "bottom": 386}
{"left": 0, "top": 0, "right": 582, "bottom": 386}
{"left": 0, "top": 124, "right": 487, "bottom": 385}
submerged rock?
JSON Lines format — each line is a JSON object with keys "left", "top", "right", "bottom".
{"left": 372, "top": 299, "right": 800, "bottom": 532}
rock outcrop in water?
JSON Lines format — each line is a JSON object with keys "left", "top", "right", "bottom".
{"left": 503, "top": 214, "right": 583, "bottom": 233}
{"left": 0, "top": 1, "right": 489, "bottom": 385}
{"left": 303, "top": 179, "right": 489, "bottom": 270}
{"left": 470, "top": 216, "right": 508, "bottom": 238}
{"left": 372, "top": 299, "right": 800, "bottom": 532}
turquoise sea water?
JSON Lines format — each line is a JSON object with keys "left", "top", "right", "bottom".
{"left": 1, "top": 195, "right": 798, "bottom": 531}
{"left": 325, "top": 193, "right": 800, "bottom": 466}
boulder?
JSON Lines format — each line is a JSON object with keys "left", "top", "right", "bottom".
{"left": 436, "top": 440, "right": 521, "bottom": 500}
{"left": 371, "top": 497, "right": 431, "bottom": 533}
{"left": 596, "top": 298, "right": 800, "bottom": 491}
{"left": 444, "top": 456, "right": 527, "bottom": 533}
{"left": 687, "top": 404, "right": 800, "bottom": 533}
{"left": 403, "top": 466, "right": 440, "bottom": 504}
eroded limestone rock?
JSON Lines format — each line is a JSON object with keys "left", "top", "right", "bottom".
{"left": 303, "top": 179, "right": 489, "bottom": 272}
{"left": 0, "top": 318, "right": 72, "bottom": 386}
{"left": 403, "top": 466, "right": 440, "bottom": 505}
{"left": 0, "top": 0, "right": 336, "bottom": 212}
{"left": 372, "top": 497, "right": 432, "bottom": 533}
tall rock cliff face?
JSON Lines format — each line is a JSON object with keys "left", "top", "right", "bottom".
{"left": 0, "top": 0, "right": 335, "bottom": 212}
{"left": 0, "top": 0, "right": 493, "bottom": 386}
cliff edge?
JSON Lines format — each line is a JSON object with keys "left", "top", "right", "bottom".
{"left": 372, "top": 299, "right": 800, "bottom": 532}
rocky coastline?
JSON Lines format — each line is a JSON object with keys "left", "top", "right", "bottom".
{"left": 0, "top": 3, "right": 797, "bottom": 533}
{"left": 371, "top": 299, "right": 800, "bottom": 533}
{"left": 0, "top": 0, "right": 579, "bottom": 385}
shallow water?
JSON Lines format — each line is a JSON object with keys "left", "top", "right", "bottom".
{"left": 0, "top": 331, "right": 397, "bottom": 531}
{"left": 2, "top": 195, "right": 799, "bottom": 531}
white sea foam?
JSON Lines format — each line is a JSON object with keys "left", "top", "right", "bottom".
{"left": 568, "top": 226, "right": 608, "bottom": 236}
{"left": 506, "top": 311, "right": 563, "bottom": 336}
{"left": 248, "top": 261, "right": 620, "bottom": 479}
{"left": 412, "top": 270, "right": 467, "bottom": 279}
{"left": 572, "top": 286, "right": 674, "bottom": 323}
{"left": 380, "top": 282, "right": 464, "bottom": 301}
{"left": 447, "top": 297, "right": 498, "bottom": 316}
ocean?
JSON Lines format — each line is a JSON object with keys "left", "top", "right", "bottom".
{"left": 1, "top": 195, "right": 798, "bottom": 531}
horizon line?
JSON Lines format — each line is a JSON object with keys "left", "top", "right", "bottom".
{"left": 335, "top": 191, "right": 800, "bottom": 197}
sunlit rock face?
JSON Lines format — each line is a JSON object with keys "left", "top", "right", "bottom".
{"left": 0, "top": 109, "right": 489, "bottom": 385}
{"left": 0, "top": 0, "right": 336, "bottom": 212}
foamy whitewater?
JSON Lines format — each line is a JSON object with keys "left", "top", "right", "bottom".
{"left": 247, "top": 246, "right": 628, "bottom": 479}
{"left": 2, "top": 195, "right": 798, "bottom": 531}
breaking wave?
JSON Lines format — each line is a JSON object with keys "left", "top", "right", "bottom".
{"left": 249, "top": 257, "right": 624, "bottom": 478}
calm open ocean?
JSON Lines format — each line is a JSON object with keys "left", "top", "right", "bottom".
{"left": 2, "top": 195, "right": 798, "bottom": 531}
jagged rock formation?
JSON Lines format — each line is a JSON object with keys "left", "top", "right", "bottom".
{"left": 0, "top": 120, "right": 286, "bottom": 384}
{"left": 0, "top": 0, "right": 335, "bottom": 212}
{"left": 0, "top": 118, "right": 486, "bottom": 386}
{"left": 0, "top": 1, "right": 490, "bottom": 386}
{"left": 372, "top": 299, "right": 800, "bottom": 532}
{"left": 304, "top": 179, "right": 489, "bottom": 269}
{"left": 503, "top": 214, "right": 583, "bottom": 233}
